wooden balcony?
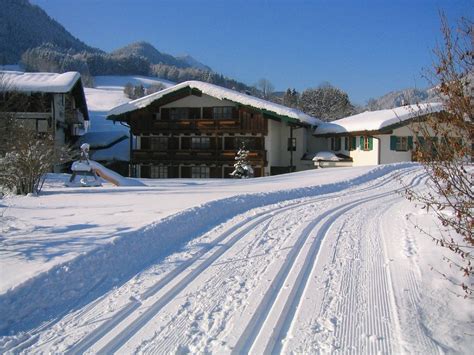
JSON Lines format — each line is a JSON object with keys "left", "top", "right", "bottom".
{"left": 132, "top": 118, "right": 268, "bottom": 135}
{"left": 132, "top": 149, "right": 267, "bottom": 166}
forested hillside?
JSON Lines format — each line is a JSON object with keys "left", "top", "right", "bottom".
{"left": 1, "top": 0, "right": 249, "bottom": 91}
{"left": 0, "top": 0, "right": 100, "bottom": 64}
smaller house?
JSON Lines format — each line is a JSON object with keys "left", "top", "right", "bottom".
{"left": 312, "top": 103, "right": 443, "bottom": 167}
{"left": 0, "top": 70, "right": 89, "bottom": 149}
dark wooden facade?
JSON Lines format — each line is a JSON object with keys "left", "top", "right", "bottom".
{"left": 128, "top": 105, "right": 269, "bottom": 178}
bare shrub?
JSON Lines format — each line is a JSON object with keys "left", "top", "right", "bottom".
{"left": 404, "top": 14, "right": 473, "bottom": 296}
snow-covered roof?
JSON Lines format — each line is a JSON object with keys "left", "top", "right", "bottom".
{"left": 78, "top": 131, "right": 128, "bottom": 150}
{"left": 0, "top": 70, "right": 82, "bottom": 93}
{"left": 108, "top": 80, "right": 320, "bottom": 126}
{"left": 314, "top": 103, "right": 444, "bottom": 135}
{"left": 90, "top": 138, "right": 130, "bottom": 162}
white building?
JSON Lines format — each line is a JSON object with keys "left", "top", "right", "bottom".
{"left": 312, "top": 103, "right": 444, "bottom": 167}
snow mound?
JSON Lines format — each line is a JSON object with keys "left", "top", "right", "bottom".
{"left": 89, "top": 161, "right": 145, "bottom": 187}
{"left": 71, "top": 161, "right": 92, "bottom": 172}
{"left": 312, "top": 151, "right": 342, "bottom": 161}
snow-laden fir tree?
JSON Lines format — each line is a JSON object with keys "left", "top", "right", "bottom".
{"left": 230, "top": 144, "right": 254, "bottom": 179}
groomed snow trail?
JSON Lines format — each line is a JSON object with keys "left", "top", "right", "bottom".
{"left": 4, "top": 168, "right": 448, "bottom": 354}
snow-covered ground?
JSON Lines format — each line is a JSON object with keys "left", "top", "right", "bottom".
{"left": 85, "top": 75, "right": 174, "bottom": 132}
{"left": 0, "top": 165, "right": 472, "bottom": 353}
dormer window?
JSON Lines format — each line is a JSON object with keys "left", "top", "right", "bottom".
{"left": 213, "top": 107, "right": 233, "bottom": 119}
{"left": 170, "top": 108, "right": 188, "bottom": 120}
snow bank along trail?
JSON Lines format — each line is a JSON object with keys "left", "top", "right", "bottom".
{"left": 0, "top": 164, "right": 411, "bottom": 338}
{"left": 1, "top": 165, "right": 454, "bottom": 354}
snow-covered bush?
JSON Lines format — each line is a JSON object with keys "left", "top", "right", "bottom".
{"left": 0, "top": 117, "right": 72, "bottom": 195}
{"left": 230, "top": 145, "right": 254, "bottom": 179}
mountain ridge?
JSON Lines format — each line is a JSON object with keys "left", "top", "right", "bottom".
{"left": 0, "top": 0, "right": 212, "bottom": 72}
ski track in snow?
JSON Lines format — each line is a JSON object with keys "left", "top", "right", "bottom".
{"left": 2, "top": 168, "right": 459, "bottom": 354}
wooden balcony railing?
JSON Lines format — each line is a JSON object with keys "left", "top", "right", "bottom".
{"left": 132, "top": 118, "right": 268, "bottom": 135}
{"left": 132, "top": 149, "right": 267, "bottom": 165}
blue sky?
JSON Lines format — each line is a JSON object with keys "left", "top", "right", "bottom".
{"left": 31, "top": 0, "right": 471, "bottom": 104}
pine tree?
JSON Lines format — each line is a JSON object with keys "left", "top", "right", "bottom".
{"left": 283, "top": 88, "right": 298, "bottom": 108}
{"left": 230, "top": 144, "right": 254, "bottom": 179}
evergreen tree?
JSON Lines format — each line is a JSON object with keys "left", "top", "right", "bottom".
{"left": 230, "top": 144, "right": 254, "bottom": 179}
{"left": 283, "top": 88, "right": 298, "bottom": 108}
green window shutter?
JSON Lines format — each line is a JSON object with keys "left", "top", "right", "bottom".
{"left": 407, "top": 136, "right": 413, "bottom": 150}
{"left": 417, "top": 136, "right": 425, "bottom": 147}
{"left": 390, "top": 136, "right": 397, "bottom": 151}
{"left": 351, "top": 136, "right": 356, "bottom": 151}
{"left": 360, "top": 136, "right": 364, "bottom": 148}
{"left": 368, "top": 137, "right": 373, "bottom": 151}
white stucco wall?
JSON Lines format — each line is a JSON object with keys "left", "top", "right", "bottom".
{"left": 307, "top": 135, "right": 329, "bottom": 154}
{"left": 320, "top": 126, "right": 416, "bottom": 167}
{"left": 349, "top": 136, "right": 379, "bottom": 166}
{"left": 265, "top": 119, "right": 313, "bottom": 174}
{"left": 379, "top": 126, "right": 414, "bottom": 164}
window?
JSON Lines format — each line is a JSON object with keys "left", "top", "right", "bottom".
{"left": 345, "top": 137, "right": 356, "bottom": 151}
{"left": 288, "top": 138, "right": 296, "bottom": 151}
{"left": 343, "top": 136, "right": 356, "bottom": 151}
{"left": 191, "top": 137, "right": 210, "bottom": 149}
{"left": 150, "top": 165, "right": 168, "bottom": 178}
{"left": 396, "top": 137, "right": 408, "bottom": 151}
{"left": 360, "top": 136, "right": 373, "bottom": 151}
{"left": 151, "top": 137, "right": 168, "bottom": 150}
{"left": 390, "top": 136, "right": 413, "bottom": 151}
{"left": 242, "top": 111, "right": 253, "bottom": 120}
{"left": 191, "top": 166, "right": 210, "bottom": 178}
{"left": 224, "top": 137, "right": 261, "bottom": 150}
{"left": 363, "top": 137, "right": 370, "bottom": 151}
{"left": 213, "top": 107, "right": 233, "bottom": 119}
{"left": 330, "top": 137, "right": 341, "bottom": 151}
{"left": 170, "top": 108, "right": 188, "bottom": 120}
{"left": 189, "top": 107, "right": 201, "bottom": 119}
